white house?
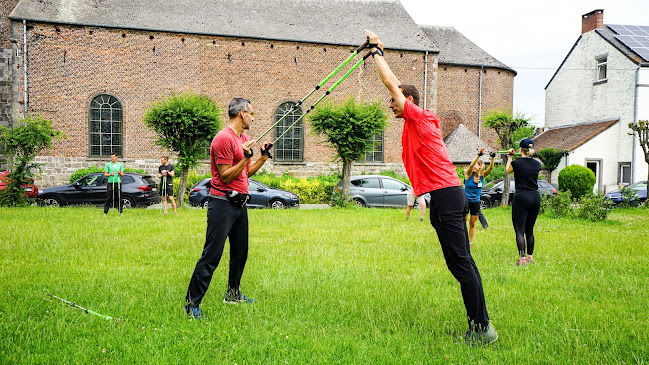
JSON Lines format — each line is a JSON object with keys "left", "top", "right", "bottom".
{"left": 541, "top": 9, "right": 649, "bottom": 193}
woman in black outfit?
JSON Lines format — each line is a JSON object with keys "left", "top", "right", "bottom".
{"left": 506, "top": 139, "right": 541, "bottom": 266}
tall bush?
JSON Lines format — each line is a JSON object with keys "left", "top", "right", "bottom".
{"left": 558, "top": 165, "right": 596, "bottom": 200}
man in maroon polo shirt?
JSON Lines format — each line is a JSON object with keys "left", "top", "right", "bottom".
{"left": 185, "top": 98, "right": 272, "bottom": 318}
{"left": 364, "top": 30, "right": 497, "bottom": 346}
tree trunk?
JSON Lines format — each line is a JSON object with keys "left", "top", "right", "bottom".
{"left": 501, "top": 173, "right": 511, "bottom": 207}
{"left": 341, "top": 160, "right": 352, "bottom": 201}
{"left": 177, "top": 166, "right": 189, "bottom": 207}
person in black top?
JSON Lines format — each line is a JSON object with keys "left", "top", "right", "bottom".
{"left": 506, "top": 139, "right": 541, "bottom": 266}
{"left": 158, "top": 156, "right": 177, "bottom": 215}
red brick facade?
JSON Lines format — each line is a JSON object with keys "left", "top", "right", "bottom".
{"left": 437, "top": 64, "right": 514, "bottom": 147}
{"left": 15, "top": 23, "right": 434, "bottom": 163}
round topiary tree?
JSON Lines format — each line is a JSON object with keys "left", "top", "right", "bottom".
{"left": 558, "top": 165, "right": 596, "bottom": 200}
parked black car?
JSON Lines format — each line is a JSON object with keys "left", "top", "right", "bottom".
{"left": 188, "top": 178, "right": 300, "bottom": 209}
{"left": 37, "top": 172, "right": 160, "bottom": 208}
{"left": 334, "top": 175, "right": 430, "bottom": 208}
{"left": 479, "top": 178, "right": 557, "bottom": 209}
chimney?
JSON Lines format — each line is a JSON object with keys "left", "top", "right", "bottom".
{"left": 582, "top": 9, "right": 604, "bottom": 34}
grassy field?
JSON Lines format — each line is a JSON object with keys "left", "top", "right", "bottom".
{"left": 1, "top": 205, "right": 648, "bottom": 364}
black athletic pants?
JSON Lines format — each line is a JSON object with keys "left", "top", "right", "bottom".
{"left": 104, "top": 182, "right": 122, "bottom": 214}
{"left": 186, "top": 197, "right": 249, "bottom": 307}
{"left": 429, "top": 186, "right": 489, "bottom": 330}
{"left": 511, "top": 191, "right": 540, "bottom": 257}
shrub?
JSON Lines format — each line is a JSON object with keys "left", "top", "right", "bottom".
{"left": 558, "top": 165, "right": 596, "bottom": 200}
{"left": 542, "top": 190, "right": 572, "bottom": 218}
{"left": 576, "top": 193, "right": 612, "bottom": 221}
{"left": 329, "top": 191, "right": 353, "bottom": 207}
{"left": 69, "top": 166, "right": 147, "bottom": 183}
{"left": 172, "top": 170, "right": 210, "bottom": 202}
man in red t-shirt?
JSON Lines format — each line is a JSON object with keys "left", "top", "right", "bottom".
{"left": 365, "top": 30, "right": 497, "bottom": 346}
{"left": 185, "top": 98, "right": 272, "bottom": 318}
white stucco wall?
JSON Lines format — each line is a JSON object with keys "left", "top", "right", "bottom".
{"left": 633, "top": 67, "right": 649, "bottom": 183}
{"left": 545, "top": 30, "right": 649, "bottom": 186}
{"left": 549, "top": 123, "right": 621, "bottom": 193}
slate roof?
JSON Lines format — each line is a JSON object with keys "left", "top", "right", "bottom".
{"left": 444, "top": 124, "right": 496, "bottom": 163}
{"left": 9, "top": 0, "right": 437, "bottom": 52}
{"left": 532, "top": 119, "right": 619, "bottom": 151}
{"left": 419, "top": 25, "right": 516, "bottom": 74}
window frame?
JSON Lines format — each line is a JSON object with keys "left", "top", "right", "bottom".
{"left": 273, "top": 101, "right": 304, "bottom": 162}
{"left": 88, "top": 94, "right": 124, "bottom": 157}
{"left": 362, "top": 131, "right": 384, "bottom": 163}
{"left": 618, "top": 162, "right": 631, "bottom": 185}
{"left": 595, "top": 54, "right": 608, "bottom": 84}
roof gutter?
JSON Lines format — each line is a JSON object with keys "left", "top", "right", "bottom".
{"left": 8, "top": 16, "right": 439, "bottom": 54}
{"left": 439, "top": 61, "right": 516, "bottom": 76}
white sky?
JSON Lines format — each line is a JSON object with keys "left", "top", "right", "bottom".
{"left": 399, "top": 0, "right": 649, "bottom": 127}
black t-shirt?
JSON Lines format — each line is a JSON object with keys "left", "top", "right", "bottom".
{"left": 158, "top": 164, "right": 174, "bottom": 185}
{"left": 511, "top": 158, "right": 541, "bottom": 192}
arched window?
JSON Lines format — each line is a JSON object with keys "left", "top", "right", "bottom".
{"left": 274, "top": 102, "right": 303, "bottom": 161}
{"left": 89, "top": 94, "right": 123, "bottom": 156}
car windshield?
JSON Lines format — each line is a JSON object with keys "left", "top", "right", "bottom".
{"left": 628, "top": 181, "right": 648, "bottom": 191}
{"left": 251, "top": 179, "right": 269, "bottom": 189}
{"left": 381, "top": 178, "right": 406, "bottom": 190}
{"left": 483, "top": 180, "right": 500, "bottom": 190}
{"left": 142, "top": 176, "right": 156, "bottom": 185}
{"left": 79, "top": 174, "right": 103, "bottom": 186}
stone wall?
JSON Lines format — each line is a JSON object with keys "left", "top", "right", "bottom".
{"left": 32, "top": 155, "right": 406, "bottom": 188}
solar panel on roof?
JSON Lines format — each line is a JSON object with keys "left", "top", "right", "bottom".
{"left": 611, "top": 24, "right": 649, "bottom": 62}
{"left": 609, "top": 24, "right": 634, "bottom": 35}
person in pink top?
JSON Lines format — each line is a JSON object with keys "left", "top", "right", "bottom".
{"left": 185, "top": 98, "right": 272, "bottom": 318}
{"left": 365, "top": 30, "right": 497, "bottom": 346}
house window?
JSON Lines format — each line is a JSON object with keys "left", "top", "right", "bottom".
{"left": 89, "top": 94, "right": 123, "bottom": 157}
{"left": 274, "top": 102, "right": 303, "bottom": 162}
{"left": 618, "top": 163, "right": 631, "bottom": 185}
{"left": 596, "top": 56, "right": 607, "bottom": 83}
{"left": 363, "top": 132, "right": 384, "bottom": 162}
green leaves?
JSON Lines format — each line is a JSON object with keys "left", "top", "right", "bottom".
{"left": 536, "top": 148, "right": 567, "bottom": 171}
{"left": 482, "top": 109, "right": 533, "bottom": 150}
{"left": 309, "top": 97, "right": 388, "bottom": 163}
{"left": 143, "top": 92, "right": 222, "bottom": 171}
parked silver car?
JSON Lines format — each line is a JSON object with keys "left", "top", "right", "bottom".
{"left": 335, "top": 175, "right": 430, "bottom": 208}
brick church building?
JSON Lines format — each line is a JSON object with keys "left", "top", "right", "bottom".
{"left": 1, "top": 0, "right": 515, "bottom": 187}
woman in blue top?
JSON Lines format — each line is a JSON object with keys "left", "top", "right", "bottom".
{"left": 464, "top": 148, "right": 495, "bottom": 246}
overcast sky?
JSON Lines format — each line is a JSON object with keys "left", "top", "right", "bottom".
{"left": 399, "top": 0, "right": 649, "bottom": 127}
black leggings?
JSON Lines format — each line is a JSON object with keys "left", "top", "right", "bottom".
{"left": 511, "top": 191, "right": 540, "bottom": 257}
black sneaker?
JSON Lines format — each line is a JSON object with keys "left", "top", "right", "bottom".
{"left": 465, "top": 324, "right": 498, "bottom": 347}
{"left": 223, "top": 288, "right": 256, "bottom": 304}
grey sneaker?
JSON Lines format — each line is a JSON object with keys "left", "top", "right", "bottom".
{"left": 465, "top": 324, "right": 498, "bottom": 347}
{"left": 223, "top": 288, "right": 256, "bottom": 304}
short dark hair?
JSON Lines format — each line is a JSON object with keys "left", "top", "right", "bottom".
{"left": 399, "top": 84, "right": 420, "bottom": 106}
{"left": 228, "top": 98, "right": 251, "bottom": 119}
{"left": 111, "top": 152, "right": 118, "bottom": 157}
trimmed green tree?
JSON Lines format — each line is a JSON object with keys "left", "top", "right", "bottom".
{"left": 558, "top": 165, "right": 596, "bottom": 200}
{"left": 629, "top": 120, "right": 649, "bottom": 195}
{"left": 483, "top": 109, "right": 532, "bottom": 206}
{"left": 143, "top": 93, "right": 222, "bottom": 206}
{"left": 0, "top": 114, "right": 65, "bottom": 206}
{"left": 309, "top": 97, "right": 388, "bottom": 202}
{"left": 536, "top": 147, "right": 567, "bottom": 182}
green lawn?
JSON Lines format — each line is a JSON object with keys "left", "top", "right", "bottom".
{"left": 1, "top": 205, "right": 648, "bottom": 364}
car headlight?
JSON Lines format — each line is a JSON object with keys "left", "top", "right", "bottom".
{"left": 282, "top": 193, "right": 297, "bottom": 199}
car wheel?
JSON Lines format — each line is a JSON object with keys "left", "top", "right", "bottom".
{"left": 353, "top": 198, "right": 366, "bottom": 207}
{"left": 269, "top": 199, "right": 286, "bottom": 209}
{"left": 42, "top": 196, "right": 62, "bottom": 207}
{"left": 122, "top": 196, "right": 135, "bottom": 209}
{"left": 201, "top": 199, "right": 208, "bottom": 209}
{"left": 479, "top": 198, "right": 490, "bottom": 210}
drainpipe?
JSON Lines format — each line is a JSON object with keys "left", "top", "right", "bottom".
{"left": 478, "top": 66, "right": 484, "bottom": 138}
{"left": 423, "top": 51, "right": 428, "bottom": 109}
{"left": 22, "top": 20, "right": 28, "bottom": 118}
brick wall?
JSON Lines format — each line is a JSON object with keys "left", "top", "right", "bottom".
{"left": 437, "top": 64, "right": 514, "bottom": 147}
{"left": 14, "top": 23, "right": 434, "bottom": 176}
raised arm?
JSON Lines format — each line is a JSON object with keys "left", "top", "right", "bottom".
{"left": 484, "top": 152, "right": 496, "bottom": 177}
{"left": 364, "top": 30, "right": 405, "bottom": 113}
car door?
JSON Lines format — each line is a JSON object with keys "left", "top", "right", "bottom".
{"left": 247, "top": 180, "right": 268, "bottom": 208}
{"left": 356, "top": 177, "right": 383, "bottom": 206}
{"left": 381, "top": 177, "right": 410, "bottom": 207}
{"left": 67, "top": 174, "right": 102, "bottom": 204}
{"left": 88, "top": 174, "right": 108, "bottom": 204}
